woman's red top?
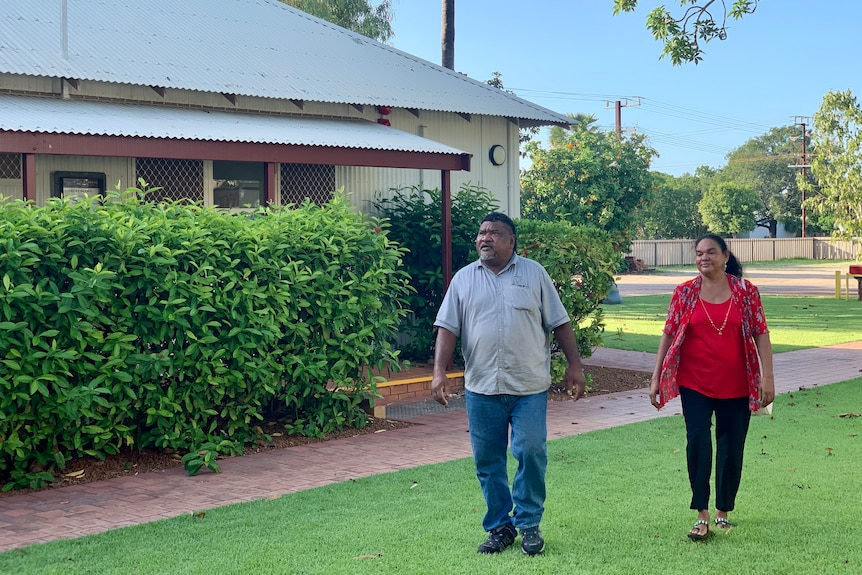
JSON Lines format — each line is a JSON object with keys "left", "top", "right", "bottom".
{"left": 677, "top": 297, "right": 748, "bottom": 399}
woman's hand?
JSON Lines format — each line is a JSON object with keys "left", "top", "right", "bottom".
{"left": 759, "top": 373, "right": 775, "bottom": 408}
{"left": 649, "top": 374, "right": 662, "bottom": 411}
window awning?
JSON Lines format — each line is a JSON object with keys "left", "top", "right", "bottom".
{"left": 0, "top": 94, "right": 472, "bottom": 171}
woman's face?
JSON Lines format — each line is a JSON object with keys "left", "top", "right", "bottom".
{"left": 695, "top": 238, "right": 728, "bottom": 276}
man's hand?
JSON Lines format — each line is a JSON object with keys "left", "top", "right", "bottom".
{"left": 563, "top": 364, "right": 587, "bottom": 402}
{"left": 431, "top": 328, "right": 457, "bottom": 407}
{"left": 551, "top": 322, "right": 586, "bottom": 401}
{"left": 431, "top": 373, "right": 449, "bottom": 407}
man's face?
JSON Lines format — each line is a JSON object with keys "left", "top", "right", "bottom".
{"left": 475, "top": 221, "right": 515, "bottom": 268}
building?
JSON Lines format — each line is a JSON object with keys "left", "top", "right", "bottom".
{"left": 0, "top": 0, "right": 570, "bottom": 219}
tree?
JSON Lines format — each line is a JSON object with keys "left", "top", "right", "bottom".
{"left": 281, "top": 0, "right": 393, "bottom": 42}
{"left": 809, "top": 90, "right": 862, "bottom": 239}
{"left": 697, "top": 181, "right": 758, "bottom": 236}
{"left": 520, "top": 123, "right": 656, "bottom": 250}
{"left": 549, "top": 113, "right": 600, "bottom": 148}
{"left": 720, "top": 125, "right": 806, "bottom": 237}
{"left": 633, "top": 172, "right": 707, "bottom": 239}
{"left": 612, "top": 0, "right": 759, "bottom": 65}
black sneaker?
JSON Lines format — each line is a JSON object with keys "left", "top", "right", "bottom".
{"left": 477, "top": 524, "right": 517, "bottom": 554}
{"left": 520, "top": 526, "right": 545, "bottom": 555}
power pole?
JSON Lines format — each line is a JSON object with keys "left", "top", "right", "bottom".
{"left": 441, "top": 0, "right": 454, "bottom": 69}
{"left": 789, "top": 116, "right": 811, "bottom": 237}
{"left": 605, "top": 97, "right": 641, "bottom": 138}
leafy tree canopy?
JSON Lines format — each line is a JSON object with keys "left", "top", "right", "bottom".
{"left": 281, "top": 0, "right": 393, "bottom": 42}
{"left": 810, "top": 89, "right": 862, "bottom": 239}
{"left": 719, "top": 125, "right": 808, "bottom": 237}
{"left": 613, "top": 0, "right": 759, "bottom": 65}
{"left": 520, "top": 123, "right": 657, "bottom": 251}
{"left": 549, "top": 113, "right": 601, "bottom": 148}
{"left": 633, "top": 171, "right": 708, "bottom": 239}
{"left": 697, "top": 180, "right": 758, "bottom": 236}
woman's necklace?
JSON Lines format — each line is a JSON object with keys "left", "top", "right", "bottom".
{"left": 699, "top": 296, "right": 732, "bottom": 335}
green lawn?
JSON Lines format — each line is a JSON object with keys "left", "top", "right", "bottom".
{"left": 2, "top": 379, "right": 860, "bottom": 574}
{"left": 595, "top": 295, "right": 861, "bottom": 354}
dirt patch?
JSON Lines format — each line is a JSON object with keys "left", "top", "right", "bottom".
{"left": 0, "top": 365, "right": 649, "bottom": 498}
{"left": 552, "top": 364, "right": 651, "bottom": 400}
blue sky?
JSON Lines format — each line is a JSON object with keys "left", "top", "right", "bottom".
{"left": 388, "top": 1, "right": 861, "bottom": 176}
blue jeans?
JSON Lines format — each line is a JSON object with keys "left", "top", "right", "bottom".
{"left": 465, "top": 389, "right": 548, "bottom": 532}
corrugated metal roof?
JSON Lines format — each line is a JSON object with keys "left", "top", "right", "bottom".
{"left": 0, "top": 0, "right": 570, "bottom": 127}
{"left": 0, "top": 93, "right": 469, "bottom": 155}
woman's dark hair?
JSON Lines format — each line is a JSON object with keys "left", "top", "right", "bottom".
{"left": 695, "top": 233, "right": 743, "bottom": 278}
{"left": 482, "top": 212, "right": 517, "bottom": 251}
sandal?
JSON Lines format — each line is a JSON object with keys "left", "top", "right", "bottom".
{"left": 688, "top": 519, "right": 711, "bottom": 541}
{"left": 713, "top": 517, "right": 732, "bottom": 530}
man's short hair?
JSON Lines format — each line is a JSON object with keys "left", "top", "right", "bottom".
{"left": 482, "top": 212, "right": 516, "bottom": 236}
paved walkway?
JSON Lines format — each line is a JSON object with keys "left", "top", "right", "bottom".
{"left": 1, "top": 341, "right": 860, "bottom": 553}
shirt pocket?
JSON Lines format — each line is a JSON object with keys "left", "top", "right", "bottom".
{"left": 508, "top": 284, "right": 537, "bottom": 311}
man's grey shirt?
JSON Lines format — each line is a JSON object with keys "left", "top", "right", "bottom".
{"left": 434, "top": 253, "right": 570, "bottom": 396}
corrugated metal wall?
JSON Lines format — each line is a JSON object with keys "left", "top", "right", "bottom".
{"left": 629, "top": 238, "right": 861, "bottom": 267}
{"left": 73, "top": 79, "right": 365, "bottom": 120}
{"left": 34, "top": 155, "right": 134, "bottom": 204}
{"left": 339, "top": 111, "right": 520, "bottom": 217}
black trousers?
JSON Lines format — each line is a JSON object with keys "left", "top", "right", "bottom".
{"left": 679, "top": 387, "right": 751, "bottom": 512}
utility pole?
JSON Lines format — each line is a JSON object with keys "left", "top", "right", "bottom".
{"left": 789, "top": 116, "right": 811, "bottom": 237}
{"left": 605, "top": 97, "right": 641, "bottom": 138}
{"left": 441, "top": 0, "right": 454, "bottom": 70}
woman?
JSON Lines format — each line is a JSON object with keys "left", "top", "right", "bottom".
{"left": 649, "top": 234, "right": 775, "bottom": 541}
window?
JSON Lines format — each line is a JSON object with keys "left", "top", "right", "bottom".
{"left": 52, "top": 171, "right": 106, "bottom": 201}
{"left": 212, "top": 161, "right": 264, "bottom": 209}
{"left": 135, "top": 158, "right": 204, "bottom": 203}
{"left": 280, "top": 163, "right": 335, "bottom": 206}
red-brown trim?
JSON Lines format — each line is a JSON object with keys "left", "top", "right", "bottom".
{"left": 22, "top": 153, "right": 36, "bottom": 201}
{"left": 264, "top": 162, "right": 276, "bottom": 205}
{"left": 441, "top": 169, "right": 453, "bottom": 292}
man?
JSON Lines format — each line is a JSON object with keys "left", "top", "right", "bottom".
{"left": 431, "top": 212, "right": 586, "bottom": 556}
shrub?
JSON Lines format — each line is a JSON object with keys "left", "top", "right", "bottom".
{"left": 0, "top": 185, "right": 411, "bottom": 489}
{"left": 372, "top": 184, "right": 498, "bottom": 361}
{"left": 515, "top": 220, "right": 620, "bottom": 359}
{"left": 373, "top": 185, "right": 620, "bottom": 365}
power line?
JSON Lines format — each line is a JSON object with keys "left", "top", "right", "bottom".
{"left": 509, "top": 86, "right": 811, "bottom": 173}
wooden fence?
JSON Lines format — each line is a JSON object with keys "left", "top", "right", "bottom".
{"left": 627, "top": 238, "right": 861, "bottom": 268}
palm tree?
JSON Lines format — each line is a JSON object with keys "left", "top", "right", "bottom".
{"left": 549, "top": 113, "right": 601, "bottom": 148}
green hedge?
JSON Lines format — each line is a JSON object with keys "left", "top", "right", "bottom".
{"left": 372, "top": 184, "right": 498, "bottom": 361}
{"left": 373, "top": 185, "right": 619, "bottom": 363}
{"left": 0, "top": 187, "right": 411, "bottom": 490}
{"left": 515, "top": 220, "right": 619, "bottom": 358}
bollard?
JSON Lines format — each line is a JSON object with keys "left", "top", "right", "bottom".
{"left": 836, "top": 270, "right": 841, "bottom": 299}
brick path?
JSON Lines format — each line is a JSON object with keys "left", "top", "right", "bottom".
{"left": 1, "top": 341, "right": 860, "bottom": 553}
